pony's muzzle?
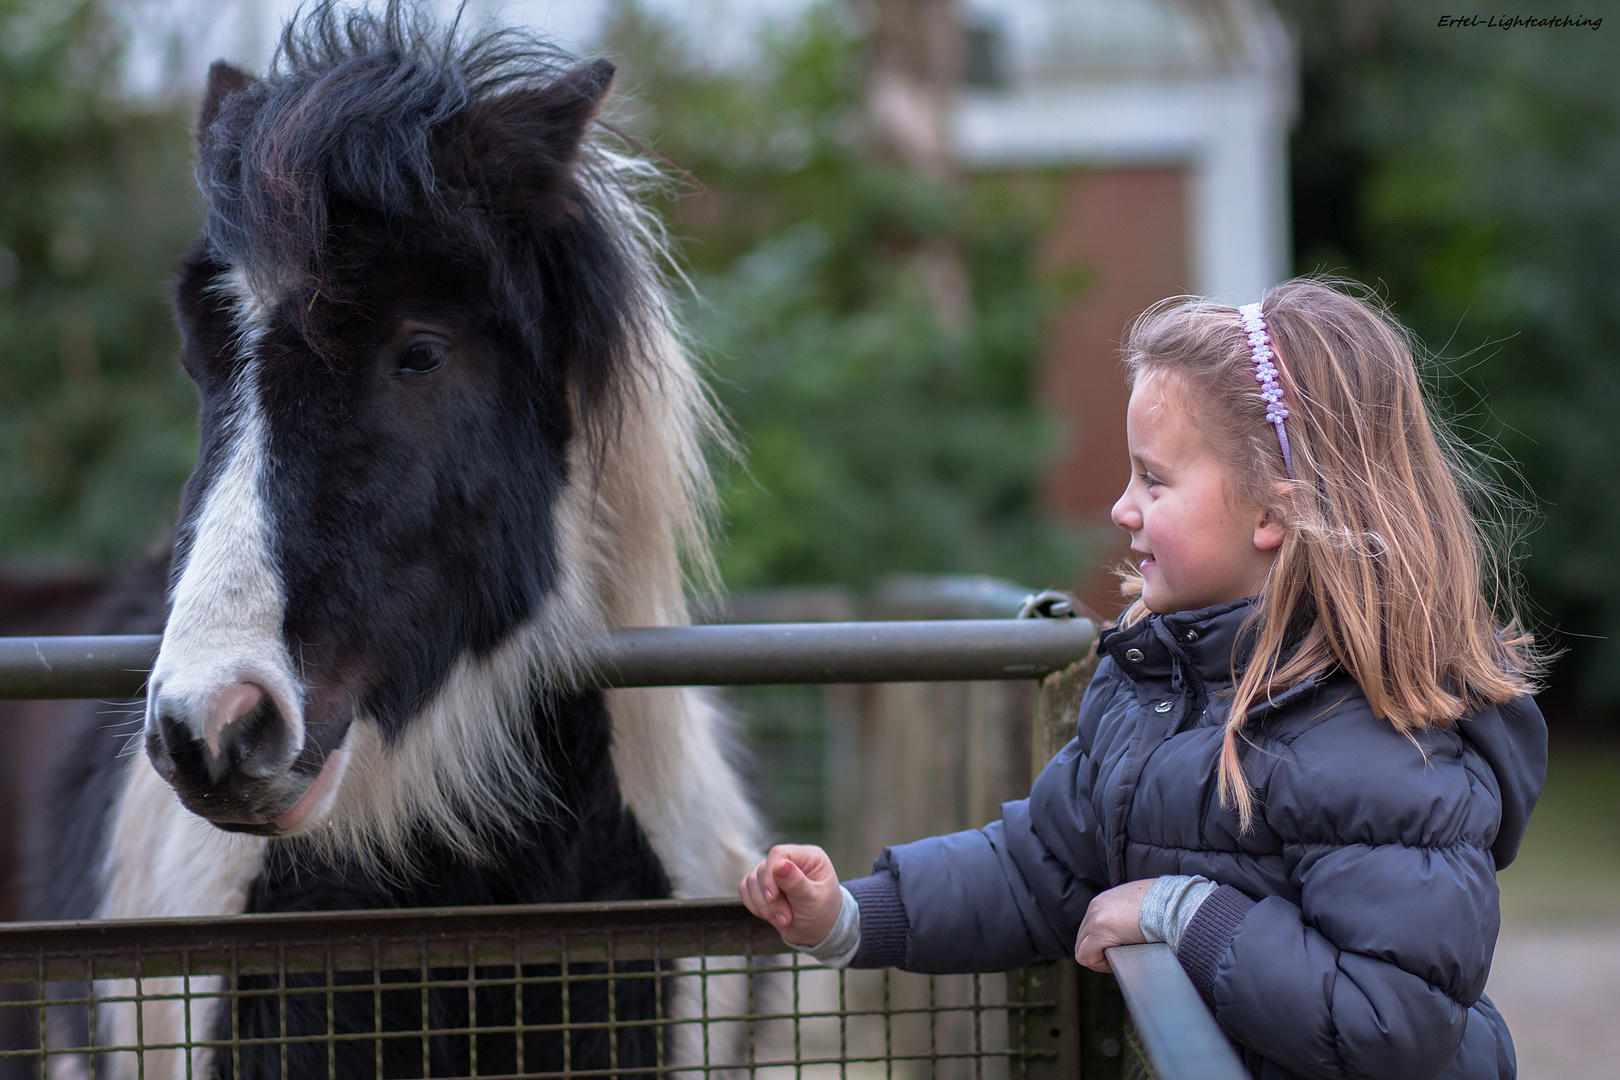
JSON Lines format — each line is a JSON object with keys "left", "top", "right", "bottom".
{"left": 146, "top": 679, "right": 306, "bottom": 827}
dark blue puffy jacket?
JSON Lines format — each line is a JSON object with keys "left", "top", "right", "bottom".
{"left": 844, "top": 597, "right": 1546, "bottom": 1080}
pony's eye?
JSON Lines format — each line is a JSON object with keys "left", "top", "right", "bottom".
{"left": 396, "top": 339, "right": 448, "bottom": 375}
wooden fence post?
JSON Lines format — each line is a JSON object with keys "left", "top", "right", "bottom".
{"left": 1027, "top": 650, "right": 1127, "bottom": 1080}
{"left": 1033, "top": 652, "right": 1097, "bottom": 778}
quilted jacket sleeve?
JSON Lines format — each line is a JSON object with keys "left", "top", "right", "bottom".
{"left": 843, "top": 667, "right": 1120, "bottom": 972}
{"left": 1177, "top": 711, "right": 1508, "bottom": 1080}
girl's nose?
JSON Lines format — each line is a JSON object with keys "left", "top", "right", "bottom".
{"left": 1111, "top": 487, "right": 1139, "bottom": 532}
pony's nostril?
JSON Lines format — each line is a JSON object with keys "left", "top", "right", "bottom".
{"left": 145, "top": 724, "right": 179, "bottom": 782}
{"left": 219, "top": 695, "right": 297, "bottom": 780}
{"left": 205, "top": 683, "right": 266, "bottom": 756}
{"left": 154, "top": 704, "right": 216, "bottom": 782}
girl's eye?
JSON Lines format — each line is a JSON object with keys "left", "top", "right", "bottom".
{"left": 396, "top": 339, "right": 449, "bottom": 375}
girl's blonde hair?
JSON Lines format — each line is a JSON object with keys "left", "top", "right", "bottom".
{"left": 1118, "top": 278, "right": 1541, "bottom": 829}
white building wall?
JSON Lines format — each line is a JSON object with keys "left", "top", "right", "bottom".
{"left": 955, "top": 0, "right": 1297, "bottom": 302}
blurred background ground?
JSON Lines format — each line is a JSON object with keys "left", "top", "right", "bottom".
{"left": 1, "top": 0, "right": 1618, "bottom": 1074}
{"left": 1491, "top": 743, "right": 1620, "bottom": 1079}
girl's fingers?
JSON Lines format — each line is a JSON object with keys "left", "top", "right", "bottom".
{"left": 739, "top": 862, "right": 790, "bottom": 925}
{"left": 759, "top": 853, "right": 795, "bottom": 908}
{"left": 1073, "top": 879, "right": 1152, "bottom": 970}
{"left": 738, "top": 868, "right": 770, "bottom": 919}
{"left": 741, "top": 845, "right": 842, "bottom": 936}
{"left": 773, "top": 857, "right": 812, "bottom": 900}
{"left": 755, "top": 859, "right": 777, "bottom": 901}
{"left": 772, "top": 853, "right": 839, "bottom": 930}
{"left": 1073, "top": 905, "right": 1122, "bottom": 971}
{"left": 760, "top": 857, "right": 792, "bottom": 907}
{"left": 766, "top": 848, "right": 807, "bottom": 896}
{"left": 770, "top": 845, "right": 832, "bottom": 886}
{"left": 1073, "top": 922, "right": 1114, "bottom": 972}
{"left": 1076, "top": 940, "right": 1112, "bottom": 973}
{"left": 741, "top": 860, "right": 795, "bottom": 928}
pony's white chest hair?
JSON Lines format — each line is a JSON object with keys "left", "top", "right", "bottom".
{"left": 93, "top": 683, "right": 761, "bottom": 1080}
{"left": 88, "top": 759, "right": 266, "bottom": 1080}
{"left": 101, "top": 755, "right": 268, "bottom": 920}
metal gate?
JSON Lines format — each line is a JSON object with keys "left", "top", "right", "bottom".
{"left": 0, "top": 900, "right": 1082, "bottom": 1080}
{"left": 0, "top": 617, "right": 1246, "bottom": 1080}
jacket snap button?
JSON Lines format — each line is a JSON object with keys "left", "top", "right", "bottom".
{"left": 1125, "top": 648, "right": 1145, "bottom": 663}
{"left": 1154, "top": 700, "right": 1174, "bottom": 713}
{"left": 1185, "top": 630, "right": 1199, "bottom": 642}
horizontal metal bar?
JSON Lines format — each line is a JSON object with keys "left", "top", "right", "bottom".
{"left": 1107, "top": 943, "right": 1249, "bottom": 1080}
{"left": 0, "top": 618, "right": 1095, "bottom": 699}
{"left": 0, "top": 895, "right": 756, "bottom": 948}
{"left": 0, "top": 635, "right": 160, "bottom": 700}
{"left": 0, "top": 899, "right": 781, "bottom": 982}
{"left": 593, "top": 620, "right": 1095, "bottom": 686}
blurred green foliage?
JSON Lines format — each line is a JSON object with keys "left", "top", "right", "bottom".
{"left": 0, "top": 0, "right": 1077, "bottom": 595}
{"left": 0, "top": 0, "right": 201, "bottom": 562}
{"left": 1284, "top": 0, "right": 1620, "bottom": 719}
{"left": 17, "top": 0, "right": 1620, "bottom": 725}
{"left": 604, "top": 3, "right": 1080, "bottom": 590}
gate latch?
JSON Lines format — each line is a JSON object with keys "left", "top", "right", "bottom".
{"left": 1017, "top": 589, "right": 1079, "bottom": 620}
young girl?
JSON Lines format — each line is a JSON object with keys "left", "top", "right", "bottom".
{"left": 739, "top": 279, "right": 1547, "bottom": 1080}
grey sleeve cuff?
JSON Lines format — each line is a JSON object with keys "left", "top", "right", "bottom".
{"left": 1138, "top": 875, "right": 1219, "bottom": 953}
{"left": 1176, "top": 884, "right": 1257, "bottom": 999}
{"left": 787, "top": 885, "right": 862, "bottom": 968}
{"left": 844, "top": 872, "right": 910, "bottom": 969}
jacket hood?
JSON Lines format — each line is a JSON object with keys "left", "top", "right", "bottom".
{"left": 1458, "top": 694, "right": 1547, "bottom": 869}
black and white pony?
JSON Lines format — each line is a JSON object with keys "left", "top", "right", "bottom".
{"left": 27, "top": 5, "right": 761, "bottom": 1077}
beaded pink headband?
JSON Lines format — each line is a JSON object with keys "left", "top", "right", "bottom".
{"left": 1239, "top": 302, "right": 1294, "bottom": 478}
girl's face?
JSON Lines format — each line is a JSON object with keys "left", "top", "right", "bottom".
{"left": 1110, "top": 372, "right": 1284, "bottom": 614}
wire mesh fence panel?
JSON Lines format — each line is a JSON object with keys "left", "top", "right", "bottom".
{"left": 744, "top": 966, "right": 1010, "bottom": 1080}
{"left": 0, "top": 903, "right": 1071, "bottom": 1080}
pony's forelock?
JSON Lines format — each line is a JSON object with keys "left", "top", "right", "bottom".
{"left": 196, "top": 2, "right": 576, "bottom": 299}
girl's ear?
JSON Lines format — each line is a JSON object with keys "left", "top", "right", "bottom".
{"left": 1253, "top": 479, "right": 1289, "bottom": 552}
{"left": 1253, "top": 506, "right": 1286, "bottom": 553}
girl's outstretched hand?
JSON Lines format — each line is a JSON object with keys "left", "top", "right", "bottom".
{"left": 739, "top": 844, "right": 842, "bottom": 947}
{"left": 1073, "top": 879, "right": 1154, "bottom": 972}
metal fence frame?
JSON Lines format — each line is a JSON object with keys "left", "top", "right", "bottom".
{"left": 0, "top": 900, "right": 1061, "bottom": 1080}
{"left": 0, "top": 621, "right": 1092, "bottom": 700}
{"left": 0, "top": 621, "right": 1247, "bottom": 1080}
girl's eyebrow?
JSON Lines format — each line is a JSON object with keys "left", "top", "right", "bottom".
{"left": 1132, "top": 448, "right": 1169, "bottom": 476}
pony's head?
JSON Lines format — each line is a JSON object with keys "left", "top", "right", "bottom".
{"left": 143, "top": 2, "right": 718, "bottom": 859}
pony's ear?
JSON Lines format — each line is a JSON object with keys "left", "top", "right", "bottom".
{"left": 198, "top": 61, "right": 255, "bottom": 136}
{"left": 538, "top": 58, "right": 616, "bottom": 142}
{"left": 459, "top": 59, "right": 617, "bottom": 225}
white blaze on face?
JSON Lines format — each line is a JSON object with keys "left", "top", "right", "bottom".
{"left": 146, "top": 316, "right": 303, "bottom": 761}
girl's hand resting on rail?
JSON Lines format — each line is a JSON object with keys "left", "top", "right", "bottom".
{"left": 1073, "top": 879, "right": 1154, "bottom": 973}
{"left": 739, "top": 844, "right": 843, "bottom": 947}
